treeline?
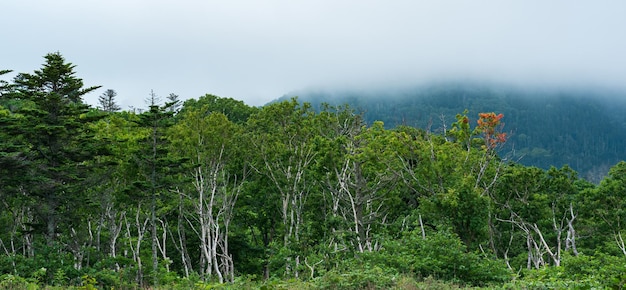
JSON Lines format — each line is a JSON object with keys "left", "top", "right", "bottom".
{"left": 282, "top": 84, "right": 626, "bottom": 183}
{"left": 1, "top": 53, "right": 626, "bottom": 289}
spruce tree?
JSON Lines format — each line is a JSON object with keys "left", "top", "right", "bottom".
{"left": 9, "top": 52, "right": 101, "bottom": 245}
{"left": 130, "top": 90, "right": 184, "bottom": 286}
{"left": 98, "top": 88, "right": 121, "bottom": 112}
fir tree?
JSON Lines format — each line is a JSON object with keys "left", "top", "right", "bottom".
{"left": 98, "top": 88, "right": 121, "bottom": 112}
{"left": 9, "top": 52, "right": 102, "bottom": 245}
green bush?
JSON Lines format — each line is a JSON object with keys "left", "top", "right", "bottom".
{"left": 512, "top": 252, "right": 626, "bottom": 289}
{"left": 365, "top": 229, "right": 512, "bottom": 286}
{"left": 313, "top": 265, "right": 397, "bottom": 290}
{"left": 0, "top": 273, "right": 39, "bottom": 290}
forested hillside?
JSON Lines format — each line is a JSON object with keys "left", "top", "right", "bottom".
{"left": 2, "top": 54, "right": 626, "bottom": 289}
{"left": 279, "top": 84, "right": 626, "bottom": 183}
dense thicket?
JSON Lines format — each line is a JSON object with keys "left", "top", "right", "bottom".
{"left": 1, "top": 54, "right": 626, "bottom": 289}
{"left": 280, "top": 84, "right": 626, "bottom": 183}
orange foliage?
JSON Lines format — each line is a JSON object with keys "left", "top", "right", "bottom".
{"left": 477, "top": 112, "right": 507, "bottom": 150}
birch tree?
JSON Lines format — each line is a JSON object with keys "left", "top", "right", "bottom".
{"left": 169, "top": 107, "right": 245, "bottom": 282}
{"left": 322, "top": 120, "right": 401, "bottom": 253}
{"left": 246, "top": 99, "right": 317, "bottom": 277}
{"left": 492, "top": 165, "right": 580, "bottom": 269}
{"left": 581, "top": 161, "right": 626, "bottom": 256}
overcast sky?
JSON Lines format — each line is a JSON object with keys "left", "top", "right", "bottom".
{"left": 3, "top": 1, "right": 626, "bottom": 109}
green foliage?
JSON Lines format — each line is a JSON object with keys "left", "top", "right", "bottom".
{"left": 52, "top": 269, "right": 67, "bottom": 286}
{"left": 0, "top": 274, "right": 39, "bottom": 290}
{"left": 366, "top": 229, "right": 511, "bottom": 286}
{"left": 314, "top": 265, "right": 397, "bottom": 290}
{"left": 78, "top": 274, "right": 97, "bottom": 290}
{"left": 180, "top": 94, "right": 258, "bottom": 124}
{"left": 509, "top": 253, "right": 626, "bottom": 289}
{"left": 30, "top": 267, "right": 46, "bottom": 285}
{"left": 284, "top": 83, "right": 626, "bottom": 182}
{"left": 5, "top": 54, "right": 626, "bottom": 289}
{"left": 577, "top": 161, "right": 626, "bottom": 253}
{"left": 1, "top": 52, "right": 104, "bottom": 246}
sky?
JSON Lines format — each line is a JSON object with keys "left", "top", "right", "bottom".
{"left": 2, "top": 1, "right": 626, "bottom": 109}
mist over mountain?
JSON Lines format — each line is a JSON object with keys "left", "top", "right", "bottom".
{"left": 275, "top": 81, "right": 626, "bottom": 183}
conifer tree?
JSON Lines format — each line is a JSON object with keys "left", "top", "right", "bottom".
{"left": 0, "top": 69, "right": 11, "bottom": 95}
{"left": 9, "top": 52, "right": 101, "bottom": 245}
{"left": 130, "top": 90, "right": 184, "bottom": 286}
{"left": 98, "top": 88, "right": 121, "bottom": 112}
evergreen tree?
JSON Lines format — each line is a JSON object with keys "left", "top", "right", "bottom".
{"left": 0, "top": 69, "right": 12, "bottom": 96}
{"left": 98, "top": 88, "right": 121, "bottom": 112}
{"left": 166, "top": 93, "right": 181, "bottom": 113}
{"left": 8, "top": 52, "right": 101, "bottom": 245}
{"left": 129, "top": 90, "right": 184, "bottom": 286}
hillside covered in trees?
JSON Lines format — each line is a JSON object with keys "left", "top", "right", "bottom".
{"left": 2, "top": 54, "right": 626, "bottom": 289}
{"left": 278, "top": 84, "right": 626, "bottom": 183}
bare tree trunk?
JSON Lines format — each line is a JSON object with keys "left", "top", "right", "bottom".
{"left": 0, "top": 238, "right": 16, "bottom": 273}
{"left": 534, "top": 223, "right": 560, "bottom": 267}
{"left": 212, "top": 220, "right": 224, "bottom": 283}
{"left": 565, "top": 204, "right": 578, "bottom": 256}
{"left": 304, "top": 257, "right": 323, "bottom": 279}
{"left": 68, "top": 227, "right": 89, "bottom": 270}
{"left": 419, "top": 214, "right": 426, "bottom": 240}
{"left": 614, "top": 231, "right": 626, "bottom": 256}
{"left": 125, "top": 207, "right": 149, "bottom": 287}
{"left": 151, "top": 197, "right": 158, "bottom": 286}
{"left": 196, "top": 165, "right": 213, "bottom": 280}
{"left": 109, "top": 211, "right": 125, "bottom": 271}
{"left": 156, "top": 219, "right": 171, "bottom": 272}
{"left": 188, "top": 144, "right": 244, "bottom": 283}
{"left": 329, "top": 157, "right": 390, "bottom": 254}
{"left": 260, "top": 145, "right": 315, "bottom": 276}
{"left": 174, "top": 189, "right": 193, "bottom": 277}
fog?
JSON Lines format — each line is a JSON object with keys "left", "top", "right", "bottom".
{"left": 2, "top": 1, "right": 626, "bottom": 108}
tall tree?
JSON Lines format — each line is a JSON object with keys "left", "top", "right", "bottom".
{"left": 0, "top": 69, "right": 24, "bottom": 186}
{"left": 0, "top": 69, "right": 12, "bottom": 96}
{"left": 0, "top": 69, "right": 35, "bottom": 265}
{"left": 582, "top": 161, "right": 626, "bottom": 255}
{"left": 9, "top": 52, "right": 101, "bottom": 246}
{"left": 492, "top": 165, "right": 581, "bottom": 269}
{"left": 246, "top": 98, "right": 318, "bottom": 277}
{"left": 98, "top": 89, "right": 121, "bottom": 112}
{"left": 131, "top": 90, "right": 182, "bottom": 286}
{"left": 166, "top": 93, "right": 181, "bottom": 113}
{"left": 88, "top": 111, "right": 148, "bottom": 271}
{"left": 169, "top": 107, "right": 246, "bottom": 282}
{"left": 323, "top": 120, "right": 402, "bottom": 253}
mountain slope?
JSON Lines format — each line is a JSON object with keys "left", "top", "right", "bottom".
{"left": 276, "top": 83, "right": 626, "bottom": 182}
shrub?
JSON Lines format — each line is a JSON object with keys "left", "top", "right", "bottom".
{"left": 365, "top": 229, "right": 512, "bottom": 286}
{"left": 313, "top": 265, "right": 397, "bottom": 290}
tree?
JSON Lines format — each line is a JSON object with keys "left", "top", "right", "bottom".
{"left": 492, "top": 165, "right": 580, "bottom": 269}
{"left": 8, "top": 52, "right": 101, "bottom": 247}
{"left": 582, "top": 161, "right": 626, "bottom": 255}
{"left": 322, "top": 120, "right": 401, "bottom": 253}
{"left": 246, "top": 98, "right": 318, "bottom": 277}
{"left": 169, "top": 107, "right": 246, "bottom": 282}
{"left": 0, "top": 69, "right": 12, "bottom": 96}
{"left": 394, "top": 112, "right": 507, "bottom": 249}
{"left": 129, "top": 90, "right": 183, "bottom": 286}
{"left": 166, "top": 93, "right": 181, "bottom": 113}
{"left": 0, "top": 69, "right": 26, "bottom": 192}
{"left": 179, "top": 94, "right": 258, "bottom": 124}
{"left": 87, "top": 111, "right": 149, "bottom": 272}
{"left": 0, "top": 70, "right": 35, "bottom": 268}
{"left": 98, "top": 89, "right": 121, "bottom": 112}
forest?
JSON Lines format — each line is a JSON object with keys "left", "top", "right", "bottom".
{"left": 279, "top": 83, "right": 626, "bottom": 184}
{"left": 1, "top": 53, "right": 626, "bottom": 289}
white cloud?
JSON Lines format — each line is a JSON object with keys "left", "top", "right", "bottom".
{"left": 3, "top": 0, "right": 626, "bottom": 108}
